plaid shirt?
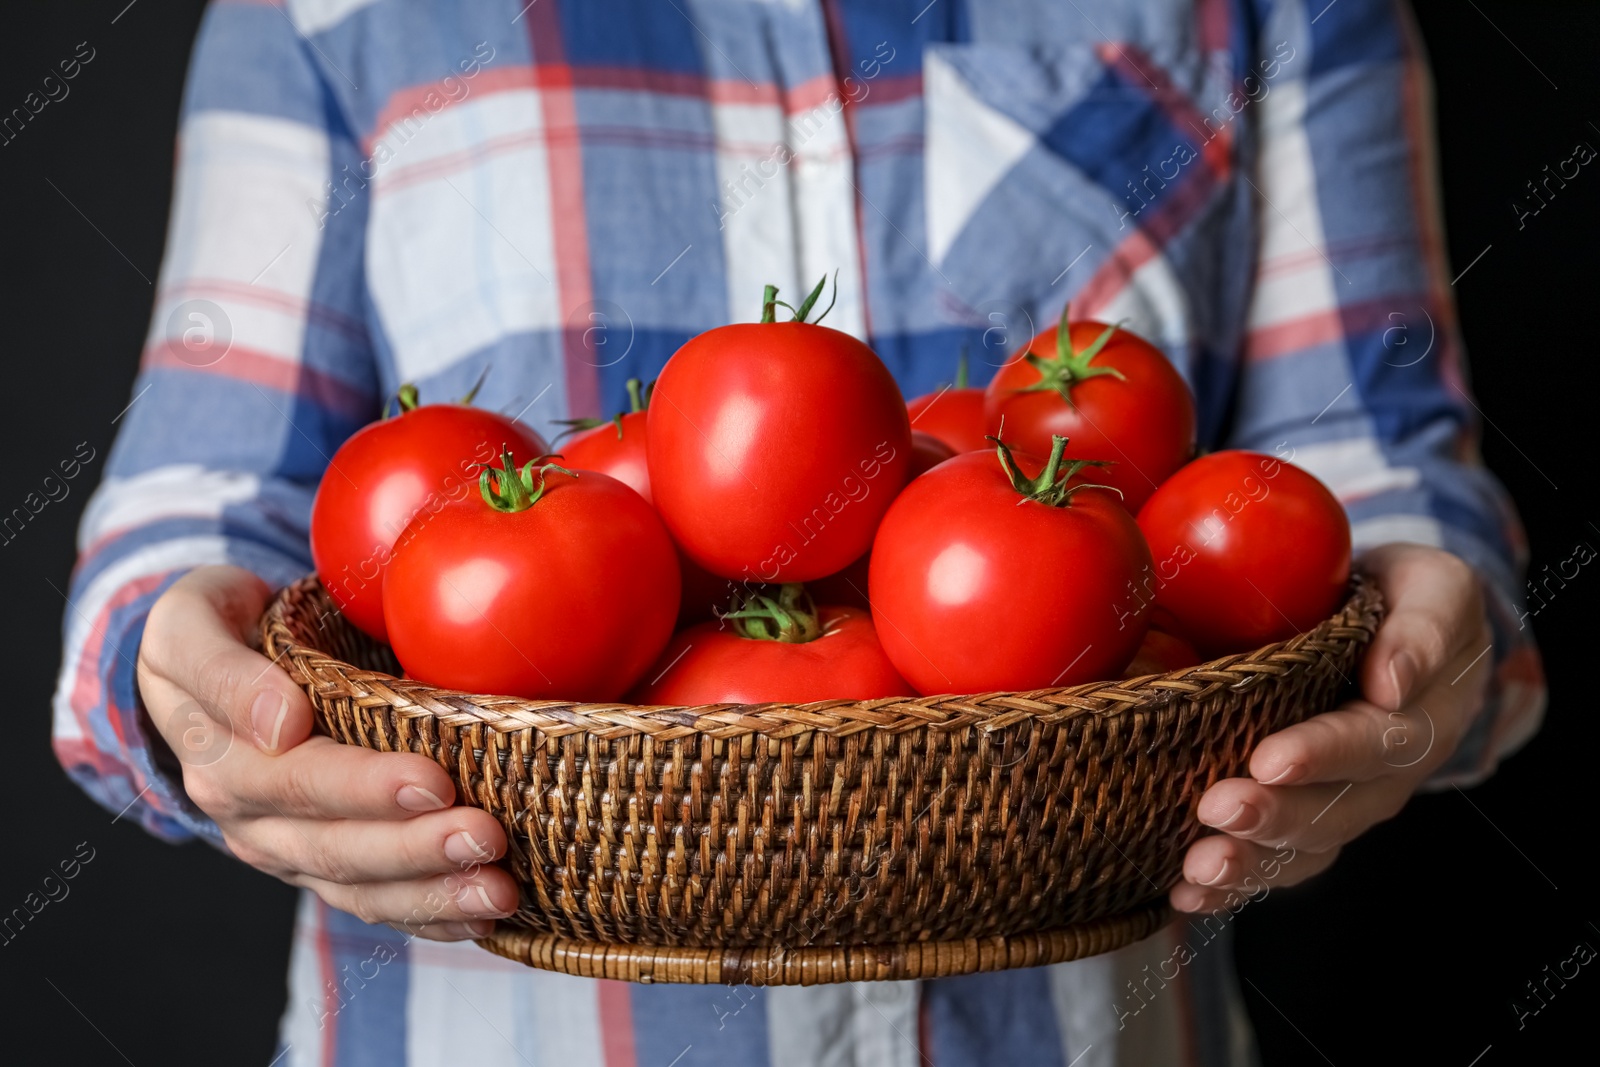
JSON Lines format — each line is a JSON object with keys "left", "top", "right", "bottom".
{"left": 53, "top": 0, "right": 1545, "bottom": 1064}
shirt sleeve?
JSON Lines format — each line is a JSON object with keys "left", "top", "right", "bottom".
{"left": 51, "top": 1, "right": 379, "bottom": 843}
{"left": 1226, "top": 0, "right": 1545, "bottom": 785}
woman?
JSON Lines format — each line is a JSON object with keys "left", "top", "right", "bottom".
{"left": 55, "top": 0, "right": 1543, "bottom": 1063}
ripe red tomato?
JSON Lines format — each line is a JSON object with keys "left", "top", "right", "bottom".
{"left": 1136, "top": 450, "right": 1351, "bottom": 657}
{"left": 629, "top": 586, "right": 911, "bottom": 704}
{"left": 984, "top": 316, "right": 1195, "bottom": 512}
{"left": 909, "top": 431, "right": 958, "bottom": 478}
{"left": 907, "top": 353, "right": 989, "bottom": 453}
{"left": 558, "top": 379, "right": 651, "bottom": 500}
{"left": 870, "top": 436, "right": 1153, "bottom": 694}
{"left": 310, "top": 385, "right": 547, "bottom": 641}
{"left": 648, "top": 280, "right": 912, "bottom": 583}
{"left": 383, "top": 454, "right": 679, "bottom": 700}
{"left": 1122, "top": 629, "right": 1203, "bottom": 678}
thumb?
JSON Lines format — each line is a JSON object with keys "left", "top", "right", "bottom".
{"left": 141, "top": 565, "right": 314, "bottom": 756}
{"left": 1357, "top": 543, "right": 1484, "bottom": 712}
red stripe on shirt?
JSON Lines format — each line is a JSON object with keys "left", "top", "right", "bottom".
{"left": 1074, "top": 168, "right": 1220, "bottom": 319}
{"left": 1254, "top": 233, "right": 1415, "bottom": 279}
{"left": 857, "top": 72, "right": 923, "bottom": 108}
{"left": 1243, "top": 295, "right": 1425, "bottom": 361}
{"left": 1073, "top": 227, "right": 1162, "bottom": 321}
{"left": 597, "top": 981, "right": 639, "bottom": 1067}
{"left": 1096, "top": 43, "right": 1234, "bottom": 177}
{"left": 159, "top": 277, "right": 369, "bottom": 344}
{"left": 50, "top": 737, "right": 125, "bottom": 781}
{"left": 374, "top": 120, "right": 878, "bottom": 198}
{"left": 1244, "top": 306, "right": 1342, "bottom": 360}
{"left": 1074, "top": 45, "right": 1233, "bottom": 318}
{"left": 142, "top": 342, "right": 375, "bottom": 422}
{"left": 364, "top": 65, "right": 844, "bottom": 158}
{"left": 524, "top": 6, "right": 600, "bottom": 420}
{"left": 65, "top": 571, "right": 170, "bottom": 756}
{"left": 377, "top": 125, "right": 719, "bottom": 195}
{"left": 1195, "top": 0, "right": 1230, "bottom": 57}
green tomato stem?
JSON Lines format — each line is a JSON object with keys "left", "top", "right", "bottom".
{"left": 383, "top": 383, "right": 421, "bottom": 419}
{"left": 479, "top": 445, "right": 577, "bottom": 513}
{"left": 722, "top": 583, "right": 823, "bottom": 643}
{"left": 1015, "top": 314, "right": 1126, "bottom": 408}
{"left": 989, "top": 432, "right": 1120, "bottom": 508}
{"left": 459, "top": 365, "right": 491, "bottom": 406}
{"left": 756, "top": 273, "right": 839, "bottom": 327}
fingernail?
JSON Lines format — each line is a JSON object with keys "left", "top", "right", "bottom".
{"left": 437, "top": 921, "right": 494, "bottom": 940}
{"left": 445, "top": 831, "right": 491, "bottom": 864}
{"left": 397, "top": 785, "right": 448, "bottom": 812}
{"left": 1389, "top": 651, "right": 1418, "bottom": 708}
{"left": 1198, "top": 857, "right": 1232, "bottom": 887}
{"left": 462, "top": 885, "right": 508, "bottom": 918}
{"left": 1259, "top": 763, "right": 1303, "bottom": 786}
{"left": 1203, "top": 801, "right": 1259, "bottom": 833}
{"left": 250, "top": 691, "right": 289, "bottom": 753}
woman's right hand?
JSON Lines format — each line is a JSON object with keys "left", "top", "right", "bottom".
{"left": 136, "top": 565, "right": 519, "bottom": 941}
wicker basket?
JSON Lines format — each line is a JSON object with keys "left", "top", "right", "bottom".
{"left": 261, "top": 576, "right": 1381, "bottom": 985}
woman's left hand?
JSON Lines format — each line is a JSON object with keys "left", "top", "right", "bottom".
{"left": 1170, "top": 542, "right": 1495, "bottom": 913}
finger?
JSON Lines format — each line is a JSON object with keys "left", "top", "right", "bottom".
{"left": 1170, "top": 847, "right": 1340, "bottom": 914}
{"left": 1179, "top": 836, "right": 1335, "bottom": 892}
{"left": 1249, "top": 700, "right": 1411, "bottom": 786}
{"left": 214, "top": 736, "right": 460, "bottom": 820}
{"left": 299, "top": 867, "right": 520, "bottom": 929}
{"left": 233, "top": 808, "right": 506, "bottom": 884}
{"left": 141, "top": 566, "right": 314, "bottom": 755}
{"left": 1357, "top": 545, "right": 1487, "bottom": 710}
{"left": 392, "top": 920, "right": 497, "bottom": 942}
{"left": 1195, "top": 776, "right": 1412, "bottom": 854}
{"left": 1252, "top": 623, "right": 1493, "bottom": 788}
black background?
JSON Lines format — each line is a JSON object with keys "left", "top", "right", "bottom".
{"left": 1, "top": 2, "right": 1595, "bottom": 1063}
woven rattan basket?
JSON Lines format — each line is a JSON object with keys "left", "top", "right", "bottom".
{"left": 261, "top": 576, "right": 1381, "bottom": 985}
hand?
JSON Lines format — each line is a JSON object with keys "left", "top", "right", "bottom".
{"left": 137, "top": 565, "right": 518, "bottom": 940}
{"left": 1170, "top": 543, "right": 1493, "bottom": 913}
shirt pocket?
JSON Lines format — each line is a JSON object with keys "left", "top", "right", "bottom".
{"left": 923, "top": 40, "right": 1247, "bottom": 372}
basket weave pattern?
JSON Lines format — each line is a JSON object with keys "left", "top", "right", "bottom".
{"left": 262, "top": 577, "right": 1380, "bottom": 979}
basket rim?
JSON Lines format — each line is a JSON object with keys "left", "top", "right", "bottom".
{"left": 261, "top": 575, "right": 1382, "bottom": 740}
{"left": 475, "top": 901, "right": 1177, "bottom": 985}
